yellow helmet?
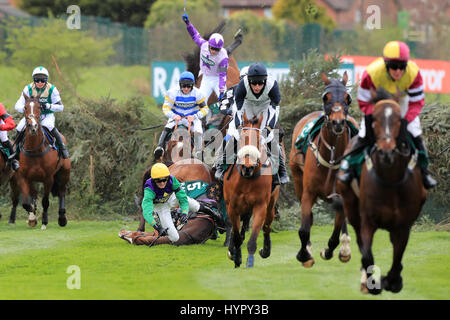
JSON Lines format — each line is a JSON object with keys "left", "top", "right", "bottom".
{"left": 151, "top": 163, "right": 170, "bottom": 179}
{"left": 383, "top": 41, "right": 410, "bottom": 61}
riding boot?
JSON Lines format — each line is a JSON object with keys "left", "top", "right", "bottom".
{"left": 11, "top": 129, "right": 25, "bottom": 163}
{"left": 154, "top": 127, "right": 171, "bottom": 160}
{"left": 2, "top": 140, "right": 19, "bottom": 171}
{"left": 214, "top": 136, "right": 235, "bottom": 182}
{"left": 338, "top": 136, "right": 369, "bottom": 186}
{"left": 225, "top": 31, "right": 243, "bottom": 55}
{"left": 51, "top": 127, "right": 70, "bottom": 159}
{"left": 413, "top": 135, "right": 437, "bottom": 189}
{"left": 278, "top": 144, "right": 289, "bottom": 184}
{"left": 199, "top": 203, "right": 226, "bottom": 229}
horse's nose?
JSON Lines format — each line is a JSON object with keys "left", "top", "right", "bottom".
{"left": 380, "top": 149, "right": 394, "bottom": 165}
{"left": 332, "top": 119, "right": 345, "bottom": 134}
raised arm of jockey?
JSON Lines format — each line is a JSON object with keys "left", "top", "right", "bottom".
{"left": 184, "top": 18, "right": 207, "bottom": 48}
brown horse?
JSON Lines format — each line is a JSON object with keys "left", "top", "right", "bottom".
{"left": 289, "top": 72, "right": 358, "bottom": 267}
{"left": 120, "top": 211, "right": 216, "bottom": 247}
{"left": 336, "top": 89, "right": 427, "bottom": 294}
{"left": 11, "top": 94, "right": 71, "bottom": 229}
{"left": 0, "top": 145, "right": 18, "bottom": 222}
{"left": 224, "top": 113, "right": 279, "bottom": 268}
{"left": 137, "top": 158, "right": 217, "bottom": 232}
{"left": 160, "top": 120, "right": 195, "bottom": 166}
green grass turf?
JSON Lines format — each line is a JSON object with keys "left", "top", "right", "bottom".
{"left": 0, "top": 219, "right": 448, "bottom": 300}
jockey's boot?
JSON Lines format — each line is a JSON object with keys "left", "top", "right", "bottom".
{"left": 338, "top": 136, "right": 368, "bottom": 186}
{"left": 199, "top": 203, "right": 226, "bottom": 229}
{"left": 10, "top": 129, "right": 25, "bottom": 165}
{"left": 2, "top": 140, "right": 19, "bottom": 171}
{"left": 413, "top": 135, "right": 437, "bottom": 189}
{"left": 278, "top": 144, "right": 290, "bottom": 184}
{"left": 154, "top": 127, "right": 171, "bottom": 160}
{"left": 51, "top": 127, "right": 70, "bottom": 159}
{"left": 214, "top": 136, "right": 235, "bottom": 182}
{"left": 193, "top": 133, "right": 203, "bottom": 160}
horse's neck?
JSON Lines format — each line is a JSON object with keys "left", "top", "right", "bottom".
{"left": 318, "top": 126, "right": 348, "bottom": 160}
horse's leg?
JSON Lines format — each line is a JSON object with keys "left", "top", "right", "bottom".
{"left": 227, "top": 208, "right": 242, "bottom": 268}
{"left": 382, "top": 227, "right": 411, "bottom": 293}
{"left": 240, "top": 211, "right": 250, "bottom": 242}
{"left": 223, "top": 216, "right": 231, "bottom": 247}
{"left": 41, "top": 179, "right": 53, "bottom": 230}
{"left": 8, "top": 177, "right": 20, "bottom": 225}
{"left": 339, "top": 219, "right": 352, "bottom": 262}
{"left": 320, "top": 211, "right": 351, "bottom": 262}
{"left": 246, "top": 204, "right": 267, "bottom": 268}
{"left": 296, "top": 192, "right": 316, "bottom": 268}
{"left": 19, "top": 179, "right": 37, "bottom": 227}
{"left": 359, "top": 222, "right": 381, "bottom": 295}
{"left": 259, "top": 204, "right": 275, "bottom": 259}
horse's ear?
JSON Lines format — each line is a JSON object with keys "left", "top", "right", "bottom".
{"left": 321, "top": 73, "right": 331, "bottom": 86}
{"left": 22, "top": 92, "right": 29, "bottom": 101}
{"left": 341, "top": 71, "right": 348, "bottom": 86}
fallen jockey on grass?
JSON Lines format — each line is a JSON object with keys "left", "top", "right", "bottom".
{"left": 119, "top": 203, "right": 224, "bottom": 246}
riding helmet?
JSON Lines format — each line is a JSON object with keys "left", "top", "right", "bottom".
{"left": 208, "top": 33, "right": 224, "bottom": 50}
{"left": 179, "top": 71, "right": 195, "bottom": 87}
{"left": 151, "top": 163, "right": 170, "bottom": 179}
{"left": 247, "top": 63, "right": 268, "bottom": 82}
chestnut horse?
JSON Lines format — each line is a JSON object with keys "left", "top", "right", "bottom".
{"left": 224, "top": 113, "right": 279, "bottom": 268}
{"left": 137, "top": 158, "right": 217, "bottom": 232}
{"left": 336, "top": 89, "right": 427, "bottom": 294}
{"left": 289, "top": 73, "right": 358, "bottom": 267}
{"left": 11, "top": 94, "right": 70, "bottom": 229}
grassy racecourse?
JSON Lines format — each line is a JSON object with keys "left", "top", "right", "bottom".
{"left": 0, "top": 219, "right": 448, "bottom": 300}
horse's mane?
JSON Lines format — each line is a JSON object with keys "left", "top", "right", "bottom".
{"left": 182, "top": 21, "right": 227, "bottom": 81}
{"left": 370, "top": 87, "right": 394, "bottom": 104}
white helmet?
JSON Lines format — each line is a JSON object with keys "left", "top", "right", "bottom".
{"left": 239, "top": 66, "right": 250, "bottom": 80}
{"left": 32, "top": 66, "right": 49, "bottom": 78}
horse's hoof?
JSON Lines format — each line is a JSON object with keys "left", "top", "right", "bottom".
{"left": 302, "top": 259, "right": 315, "bottom": 268}
{"left": 41, "top": 225, "right": 47, "bottom": 230}
{"left": 381, "top": 275, "right": 403, "bottom": 293}
{"left": 58, "top": 217, "right": 67, "bottom": 227}
{"left": 28, "top": 220, "right": 37, "bottom": 227}
{"left": 320, "top": 249, "right": 333, "bottom": 260}
{"left": 259, "top": 248, "right": 270, "bottom": 259}
{"left": 361, "top": 282, "right": 382, "bottom": 295}
{"left": 227, "top": 250, "right": 233, "bottom": 260}
{"left": 339, "top": 252, "right": 351, "bottom": 263}
{"left": 8, "top": 222, "right": 15, "bottom": 226}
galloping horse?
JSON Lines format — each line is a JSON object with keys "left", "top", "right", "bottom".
{"left": 336, "top": 88, "right": 427, "bottom": 294}
{"left": 289, "top": 72, "right": 358, "bottom": 267}
{"left": 137, "top": 158, "right": 216, "bottom": 232}
{"left": 10, "top": 94, "right": 71, "bottom": 228}
{"left": 224, "top": 113, "right": 279, "bottom": 268}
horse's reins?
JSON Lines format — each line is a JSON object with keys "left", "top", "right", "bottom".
{"left": 21, "top": 108, "right": 52, "bottom": 158}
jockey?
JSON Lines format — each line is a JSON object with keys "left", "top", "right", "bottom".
{"left": 142, "top": 163, "right": 217, "bottom": 243}
{"left": 153, "top": 71, "right": 209, "bottom": 160}
{"left": 339, "top": 41, "right": 437, "bottom": 189}
{"left": 13, "top": 66, "right": 70, "bottom": 160}
{"left": 182, "top": 13, "right": 228, "bottom": 103}
{"left": 0, "top": 103, "right": 19, "bottom": 171}
{"left": 213, "top": 63, "right": 289, "bottom": 184}
{"left": 219, "top": 66, "right": 249, "bottom": 117}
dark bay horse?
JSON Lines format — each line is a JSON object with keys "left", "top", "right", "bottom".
{"left": 289, "top": 72, "right": 358, "bottom": 267}
{"left": 137, "top": 158, "right": 217, "bottom": 232}
{"left": 10, "top": 94, "right": 71, "bottom": 229}
{"left": 224, "top": 113, "right": 279, "bottom": 268}
{"left": 336, "top": 89, "right": 427, "bottom": 294}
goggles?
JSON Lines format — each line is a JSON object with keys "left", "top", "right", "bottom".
{"left": 386, "top": 60, "right": 407, "bottom": 70}
{"left": 209, "top": 46, "right": 220, "bottom": 52}
{"left": 153, "top": 177, "right": 169, "bottom": 183}
{"left": 249, "top": 79, "right": 265, "bottom": 86}
{"left": 33, "top": 77, "right": 48, "bottom": 83}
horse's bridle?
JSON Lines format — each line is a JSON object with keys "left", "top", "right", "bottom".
{"left": 22, "top": 102, "right": 52, "bottom": 157}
